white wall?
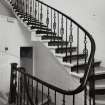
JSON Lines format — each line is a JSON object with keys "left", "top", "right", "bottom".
{"left": 35, "top": 42, "right": 84, "bottom": 105}
{"left": 0, "top": 15, "right": 36, "bottom": 93}
{"left": 41, "top": 0, "right": 105, "bottom": 66}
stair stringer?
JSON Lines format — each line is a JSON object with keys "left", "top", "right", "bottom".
{"left": 33, "top": 41, "right": 85, "bottom": 105}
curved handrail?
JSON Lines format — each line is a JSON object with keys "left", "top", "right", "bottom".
{"left": 36, "top": 0, "right": 91, "bottom": 36}
{"left": 10, "top": 0, "right": 96, "bottom": 103}
{"left": 34, "top": 0, "right": 96, "bottom": 94}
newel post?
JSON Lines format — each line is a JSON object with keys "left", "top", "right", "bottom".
{"left": 8, "top": 63, "right": 18, "bottom": 104}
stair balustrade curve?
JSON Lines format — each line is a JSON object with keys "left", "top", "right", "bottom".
{"left": 7, "top": 0, "right": 97, "bottom": 105}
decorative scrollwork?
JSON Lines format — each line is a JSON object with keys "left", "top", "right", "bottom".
{"left": 30, "top": 0, "right": 32, "bottom": 15}
{"left": 40, "top": 4, "right": 43, "bottom": 22}
{"left": 53, "top": 11, "right": 56, "bottom": 30}
{"left": 46, "top": 7, "right": 49, "bottom": 26}
{"left": 83, "top": 34, "right": 88, "bottom": 59}
{"left": 60, "top": 15, "right": 64, "bottom": 36}
{"left": 69, "top": 21, "right": 73, "bottom": 43}
{"left": 69, "top": 35, "right": 73, "bottom": 43}
{"left": 83, "top": 48, "right": 88, "bottom": 56}
{"left": 35, "top": 1, "right": 37, "bottom": 19}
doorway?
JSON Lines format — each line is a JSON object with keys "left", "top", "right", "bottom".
{"left": 20, "top": 47, "right": 33, "bottom": 75}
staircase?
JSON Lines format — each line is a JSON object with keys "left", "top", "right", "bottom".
{"left": 1, "top": 0, "right": 105, "bottom": 105}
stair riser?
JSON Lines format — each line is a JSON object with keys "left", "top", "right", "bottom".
{"left": 56, "top": 57, "right": 63, "bottom": 63}
{"left": 63, "top": 54, "right": 87, "bottom": 62}
{"left": 55, "top": 48, "right": 76, "bottom": 53}
{"left": 95, "top": 79, "right": 105, "bottom": 87}
{"left": 41, "top": 36, "right": 62, "bottom": 41}
{"left": 71, "top": 62, "right": 101, "bottom": 72}
{"left": 36, "top": 31, "right": 56, "bottom": 35}
{"left": 48, "top": 42, "right": 68, "bottom": 46}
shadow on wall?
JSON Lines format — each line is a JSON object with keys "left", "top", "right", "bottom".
{"left": 0, "top": 0, "right": 15, "bottom": 17}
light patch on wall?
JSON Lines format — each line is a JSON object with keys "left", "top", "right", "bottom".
{"left": 7, "top": 17, "right": 15, "bottom": 23}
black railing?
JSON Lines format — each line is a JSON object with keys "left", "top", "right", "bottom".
{"left": 10, "top": 0, "right": 95, "bottom": 70}
{"left": 9, "top": 62, "right": 95, "bottom": 105}
{"left": 8, "top": 0, "right": 96, "bottom": 105}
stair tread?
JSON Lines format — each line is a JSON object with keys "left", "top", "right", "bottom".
{"left": 95, "top": 84, "right": 105, "bottom": 89}
{"left": 27, "top": 22, "right": 47, "bottom": 27}
{"left": 63, "top": 53, "right": 87, "bottom": 61}
{"left": 70, "top": 66, "right": 105, "bottom": 79}
{"left": 89, "top": 68, "right": 105, "bottom": 80}
{"left": 41, "top": 35, "right": 62, "bottom": 40}
{"left": 90, "top": 88, "right": 105, "bottom": 95}
{"left": 48, "top": 41, "right": 68, "bottom": 46}
{"left": 23, "top": 19, "right": 42, "bottom": 24}
{"left": 71, "top": 60, "right": 101, "bottom": 71}
{"left": 55, "top": 47, "right": 77, "bottom": 53}
{"left": 16, "top": 11, "right": 37, "bottom": 20}
{"left": 95, "top": 100, "right": 105, "bottom": 104}
{"left": 36, "top": 30, "right": 56, "bottom": 35}
{"left": 31, "top": 25, "right": 51, "bottom": 31}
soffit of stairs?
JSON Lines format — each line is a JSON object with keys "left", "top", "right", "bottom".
{"left": 0, "top": 0, "right": 15, "bottom": 17}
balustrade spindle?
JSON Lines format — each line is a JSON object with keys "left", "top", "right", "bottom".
{"left": 51, "top": 9, "right": 52, "bottom": 40}
{"left": 23, "top": 75, "right": 26, "bottom": 105}
{"left": 40, "top": 4, "right": 43, "bottom": 28}
{"left": 15, "top": 0, "right": 16, "bottom": 7}
{"left": 32, "top": 79, "right": 33, "bottom": 100}
{"left": 14, "top": 0, "right": 16, "bottom": 7}
{"left": 84, "top": 86, "right": 87, "bottom": 105}
{"left": 46, "top": 7, "right": 49, "bottom": 35}
{"left": 42, "top": 85, "right": 43, "bottom": 105}
{"left": 27, "top": 0, "right": 29, "bottom": 17}
{"left": 35, "top": 81, "right": 38, "bottom": 105}
{"left": 38, "top": 2, "right": 39, "bottom": 21}
{"left": 73, "top": 95, "right": 75, "bottom": 105}
{"left": 69, "top": 21, "right": 73, "bottom": 63}
{"left": 20, "top": 0, "right": 21, "bottom": 10}
{"left": 58, "top": 12, "right": 59, "bottom": 47}
{"left": 83, "top": 33, "right": 88, "bottom": 63}
{"left": 66, "top": 18, "right": 68, "bottom": 57}
{"left": 20, "top": 76, "right": 22, "bottom": 105}
{"left": 53, "top": 11, "right": 56, "bottom": 40}
{"left": 35, "top": 1, "right": 37, "bottom": 20}
{"left": 22, "top": 0, "right": 24, "bottom": 13}
{"left": 63, "top": 94, "right": 65, "bottom": 105}
{"left": 20, "top": 0, "right": 23, "bottom": 12}
{"left": 48, "top": 88, "right": 50, "bottom": 105}
{"left": 92, "top": 59, "right": 95, "bottom": 105}
{"left": 33, "top": 0, "right": 34, "bottom": 17}
{"left": 89, "top": 86, "right": 92, "bottom": 105}
{"left": 25, "top": 0, "right": 27, "bottom": 16}
{"left": 77, "top": 27, "right": 79, "bottom": 73}
{"left": 60, "top": 15, "right": 64, "bottom": 48}
{"left": 30, "top": 0, "right": 32, "bottom": 22}
{"left": 27, "top": 77, "right": 30, "bottom": 105}
{"left": 55, "top": 91, "right": 56, "bottom": 105}
{"left": 17, "top": 0, "right": 18, "bottom": 9}
{"left": 89, "top": 98, "right": 92, "bottom": 105}
{"left": 17, "top": 72, "right": 20, "bottom": 105}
